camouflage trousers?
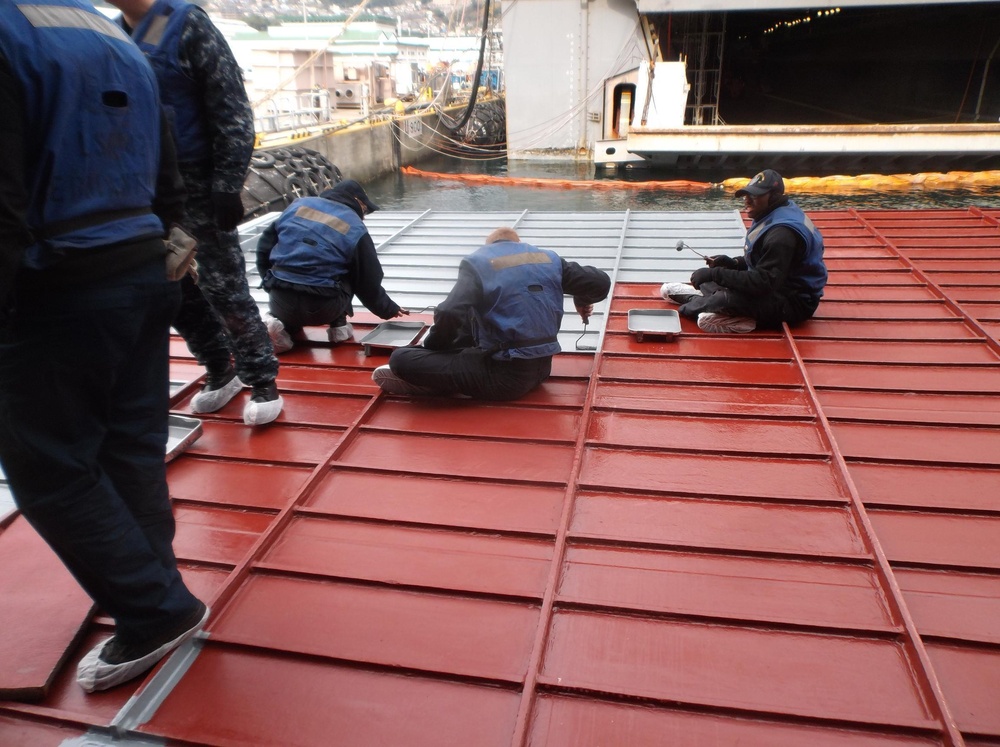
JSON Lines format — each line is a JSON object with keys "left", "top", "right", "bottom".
{"left": 173, "top": 175, "right": 278, "bottom": 388}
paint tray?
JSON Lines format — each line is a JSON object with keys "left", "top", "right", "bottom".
{"left": 359, "top": 321, "right": 426, "bottom": 356}
{"left": 166, "top": 414, "right": 203, "bottom": 463}
{"left": 627, "top": 309, "right": 681, "bottom": 342}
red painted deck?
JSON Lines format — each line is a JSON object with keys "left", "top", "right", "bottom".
{"left": 2, "top": 207, "right": 1000, "bottom": 746}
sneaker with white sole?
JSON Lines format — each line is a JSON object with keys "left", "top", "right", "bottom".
{"left": 372, "top": 365, "right": 434, "bottom": 396}
{"left": 190, "top": 370, "right": 243, "bottom": 413}
{"left": 265, "top": 315, "right": 294, "bottom": 354}
{"left": 659, "top": 282, "right": 702, "bottom": 302}
{"left": 243, "top": 382, "right": 283, "bottom": 425}
{"left": 77, "top": 602, "right": 209, "bottom": 693}
{"left": 327, "top": 322, "right": 353, "bottom": 344}
{"left": 697, "top": 312, "right": 757, "bottom": 334}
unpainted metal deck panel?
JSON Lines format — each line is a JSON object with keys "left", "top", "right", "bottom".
{"left": 2, "top": 207, "right": 1000, "bottom": 746}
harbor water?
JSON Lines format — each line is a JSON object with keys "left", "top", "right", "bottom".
{"left": 366, "top": 154, "right": 1000, "bottom": 213}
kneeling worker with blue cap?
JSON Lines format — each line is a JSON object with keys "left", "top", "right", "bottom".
{"left": 661, "top": 169, "right": 828, "bottom": 333}
{"left": 256, "top": 179, "right": 408, "bottom": 352}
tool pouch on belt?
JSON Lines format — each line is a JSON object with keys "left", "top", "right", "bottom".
{"left": 165, "top": 225, "right": 199, "bottom": 282}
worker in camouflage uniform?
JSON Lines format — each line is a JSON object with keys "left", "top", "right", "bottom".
{"left": 110, "top": 0, "right": 283, "bottom": 426}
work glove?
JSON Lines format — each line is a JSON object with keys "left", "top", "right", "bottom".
{"left": 690, "top": 267, "right": 714, "bottom": 289}
{"left": 706, "top": 254, "right": 739, "bottom": 269}
{"left": 212, "top": 191, "right": 245, "bottom": 232}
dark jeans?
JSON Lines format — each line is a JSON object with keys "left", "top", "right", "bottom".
{"left": 172, "top": 174, "right": 278, "bottom": 387}
{"left": 388, "top": 346, "right": 552, "bottom": 401}
{"left": 0, "top": 259, "right": 201, "bottom": 643}
{"left": 267, "top": 285, "right": 351, "bottom": 334}
{"left": 677, "top": 281, "right": 802, "bottom": 329}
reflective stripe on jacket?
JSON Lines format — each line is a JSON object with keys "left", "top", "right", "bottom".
{"left": 464, "top": 241, "right": 563, "bottom": 360}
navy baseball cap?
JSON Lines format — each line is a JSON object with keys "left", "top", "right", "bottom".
{"left": 735, "top": 169, "right": 785, "bottom": 198}
{"left": 322, "top": 179, "right": 379, "bottom": 213}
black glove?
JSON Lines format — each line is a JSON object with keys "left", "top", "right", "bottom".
{"left": 211, "top": 191, "right": 245, "bottom": 232}
{"left": 690, "top": 267, "right": 714, "bottom": 289}
{"left": 707, "top": 254, "right": 739, "bottom": 269}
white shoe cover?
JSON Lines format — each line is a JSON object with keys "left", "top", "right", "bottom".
{"left": 697, "top": 312, "right": 757, "bottom": 334}
{"left": 372, "top": 365, "right": 433, "bottom": 396}
{"left": 243, "top": 395, "right": 283, "bottom": 426}
{"left": 659, "top": 282, "right": 702, "bottom": 301}
{"left": 77, "top": 606, "right": 210, "bottom": 693}
{"left": 328, "top": 322, "right": 353, "bottom": 344}
{"left": 190, "top": 375, "right": 243, "bottom": 413}
{"left": 266, "top": 315, "right": 294, "bottom": 354}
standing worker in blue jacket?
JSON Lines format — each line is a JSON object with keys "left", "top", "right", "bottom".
{"left": 661, "top": 169, "right": 827, "bottom": 333}
{"left": 256, "top": 180, "right": 410, "bottom": 353}
{"left": 373, "top": 227, "right": 611, "bottom": 400}
{"left": 109, "top": 0, "right": 283, "bottom": 426}
{"left": 0, "top": 0, "right": 208, "bottom": 693}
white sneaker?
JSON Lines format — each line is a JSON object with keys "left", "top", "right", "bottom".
{"left": 660, "top": 282, "right": 702, "bottom": 301}
{"left": 190, "top": 372, "right": 243, "bottom": 413}
{"left": 77, "top": 603, "right": 209, "bottom": 693}
{"left": 265, "top": 315, "right": 294, "bottom": 354}
{"left": 372, "top": 364, "right": 434, "bottom": 396}
{"left": 697, "top": 312, "right": 757, "bottom": 334}
{"left": 328, "top": 322, "right": 353, "bottom": 344}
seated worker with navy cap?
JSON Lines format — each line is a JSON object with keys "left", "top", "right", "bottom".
{"left": 660, "top": 169, "right": 827, "bottom": 333}
{"left": 256, "top": 179, "right": 408, "bottom": 352}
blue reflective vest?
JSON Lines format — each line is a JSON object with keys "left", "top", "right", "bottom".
{"left": 0, "top": 0, "right": 165, "bottom": 268}
{"left": 464, "top": 241, "right": 563, "bottom": 360}
{"left": 128, "top": 0, "right": 210, "bottom": 164}
{"left": 744, "top": 202, "right": 827, "bottom": 299}
{"left": 267, "top": 197, "right": 367, "bottom": 288}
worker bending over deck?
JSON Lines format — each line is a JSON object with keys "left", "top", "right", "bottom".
{"left": 373, "top": 228, "right": 611, "bottom": 400}
{"left": 662, "top": 169, "right": 827, "bottom": 334}
{"left": 256, "top": 180, "right": 409, "bottom": 352}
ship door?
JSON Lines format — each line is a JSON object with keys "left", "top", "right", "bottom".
{"left": 611, "top": 83, "right": 636, "bottom": 138}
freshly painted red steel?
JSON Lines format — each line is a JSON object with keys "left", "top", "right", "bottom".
{"left": 813, "top": 300, "right": 956, "bottom": 319}
{"left": 259, "top": 516, "right": 554, "bottom": 597}
{"left": 558, "top": 545, "right": 894, "bottom": 630}
{"left": 831, "top": 421, "right": 1000, "bottom": 465}
{"left": 794, "top": 319, "right": 977, "bottom": 339}
{"left": 186, "top": 420, "right": 343, "bottom": 463}
{"left": 305, "top": 470, "right": 565, "bottom": 535}
{"left": 588, "top": 411, "right": 826, "bottom": 456}
{"left": 171, "top": 504, "right": 276, "bottom": 567}
{"left": 579, "top": 449, "right": 848, "bottom": 502}
{"left": 594, "top": 381, "right": 813, "bottom": 417}
{"left": 540, "top": 611, "right": 935, "bottom": 727}
{"left": 798, "top": 339, "right": 999, "bottom": 364}
{"left": 895, "top": 568, "right": 1000, "bottom": 645}
{"left": 367, "top": 400, "right": 581, "bottom": 441}
{"left": 210, "top": 575, "right": 539, "bottom": 681}
{"left": 528, "top": 695, "right": 943, "bottom": 747}
{"left": 0, "top": 715, "right": 87, "bottom": 744}
{"left": 168, "top": 457, "right": 313, "bottom": 510}
{"left": 0, "top": 518, "right": 93, "bottom": 699}
{"left": 337, "top": 431, "right": 575, "bottom": 482}
{"left": 570, "top": 493, "right": 865, "bottom": 556}
{"left": 848, "top": 462, "right": 1000, "bottom": 512}
{"left": 806, "top": 362, "right": 1000, "bottom": 393}
{"left": 142, "top": 647, "right": 520, "bottom": 747}
{"left": 867, "top": 510, "right": 1000, "bottom": 570}
{"left": 817, "top": 389, "right": 1000, "bottom": 426}
{"left": 600, "top": 355, "right": 805, "bottom": 386}
{"left": 7, "top": 207, "right": 1000, "bottom": 745}
{"left": 925, "top": 644, "right": 1000, "bottom": 735}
